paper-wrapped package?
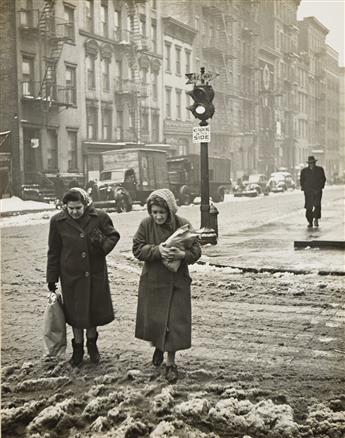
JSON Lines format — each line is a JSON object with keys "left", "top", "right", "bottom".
{"left": 161, "top": 224, "right": 199, "bottom": 272}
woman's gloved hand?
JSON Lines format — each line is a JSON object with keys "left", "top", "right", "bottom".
{"left": 48, "top": 282, "right": 57, "bottom": 292}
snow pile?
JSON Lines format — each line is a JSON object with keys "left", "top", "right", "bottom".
{"left": 208, "top": 398, "right": 298, "bottom": 436}
{"left": 305, "top": 403, "right": 345, "bottom": 436}
{"left": 150, "top": 420, "right": 176, "bottom": 437}
{"left": 0, "top": 196, "right": 55, "bottom": 213}
{"left": 82, "top": 392, "right": 123, "bottom": 419}
{"left": 15, "top": 376, "right": 70, "bottom": 392}
{"left": 174, "top": 397, "right": 210, "bottom": 419}
{"left": 1, "top": 400, "right": 45, "bottom": 433}
{"left": 151, "top": 386, "right": 175, "bottom": 415}
{"left": 27, "top": 398, "right": 78, "bottom": 433}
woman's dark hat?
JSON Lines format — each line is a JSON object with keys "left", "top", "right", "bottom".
{"left": 307, "top": 156, "right": 317, "bottom": 163}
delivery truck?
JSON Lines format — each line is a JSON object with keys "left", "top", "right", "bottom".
{"left": 97, "top": 148, "right": 169, "bottom": 212}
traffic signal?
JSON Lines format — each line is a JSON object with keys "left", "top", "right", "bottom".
{"left": 186, "top": 85, "right": 215, "bottom": 121}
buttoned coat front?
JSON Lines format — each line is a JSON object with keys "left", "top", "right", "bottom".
{"left": 46, "top": 207, "right": 120, "bottom": 328}
{"left": 132, "top": 215, "right": 201, "bottom": 352}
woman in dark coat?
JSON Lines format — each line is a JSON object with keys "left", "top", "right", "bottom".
{"left": 46, "top": 188, "right": 120, "bottom": 366}
{"left": 132, "top": 188, "right": 201, "bottom": 383}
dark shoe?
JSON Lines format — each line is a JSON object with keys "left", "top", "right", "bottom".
{"left": 152, "top": 348, "right": 164, "bottom": 366}
{"left": 307, "top": 222, "right": 313, "bottom": 228}
{"left": 314, "top": 219, "right": 319, "bottom": 227}
{"left": 70, "top": 339, "right": 84, "bottom": 367}
{"left": 86, "top": 333, "right": 100, "bottom": 364}
{"left": 165, "top": 365, "right": 178, "bottom": 383}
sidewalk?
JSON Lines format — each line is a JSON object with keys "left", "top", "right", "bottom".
{"left": 201, "top": 197, "right": 345, "bottom": 275}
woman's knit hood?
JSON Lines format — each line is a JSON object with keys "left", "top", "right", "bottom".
{"left": 147, "top": 188, "right": 178, "bottom": 217}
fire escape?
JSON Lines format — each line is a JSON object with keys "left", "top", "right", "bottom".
{"left": 19, "top": 0, "right": 73, "bottom": 110}
{"left": 114, "top": 0, "right": 150, "bottom": 143}
{"left": 201, "top": 2, "right": 238, "bottom": 136}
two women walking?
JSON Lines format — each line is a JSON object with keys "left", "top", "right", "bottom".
{"left": 46, "top": 187, "right": 200, "bottom": 382}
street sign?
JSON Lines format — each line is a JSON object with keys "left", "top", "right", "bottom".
{"left": 192, "top": 126, "right": 210, "bottom": 143}
{"left": 185, "top": 72, "right": 219, "bottom": 85}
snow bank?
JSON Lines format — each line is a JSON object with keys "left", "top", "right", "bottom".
{"left": 0, "top": 196, "right": 55, "bottom": 213}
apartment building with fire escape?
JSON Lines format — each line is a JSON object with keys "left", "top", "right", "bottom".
{"left": 324, "top": 45, "right": 340, "bottom": 178}
{"left": 257, "top": 0, "right": 301, "bottom": 175}
{"left": 2, "top": 0, "right": 164, "bottom": 190}
{"left": 160, "top": 0, "right": 259, "bottom": 179}
{"left": 161, "top": 16, "right": 196, "bottom": 155}
{"left": 298, "top": 17, "right": 328, "bottom": 168}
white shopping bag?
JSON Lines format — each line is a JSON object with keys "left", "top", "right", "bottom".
{"left": 43, "top": 292, "right": 67, "bottom": 356}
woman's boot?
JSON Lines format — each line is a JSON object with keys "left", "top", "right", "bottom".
{"left": 70, "top": 339, "right": 84, "bottom": 367}
{"left": 86, "top": 332, "right": 100, "bottom": 363}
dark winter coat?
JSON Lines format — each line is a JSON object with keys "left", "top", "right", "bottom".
{"left": 300, "top": 165, "right": 326, "bottom": 192}
{"left": 132, "top": 215, "right": 201, "bottom": 352}
{"left": 46, "top": 206, "right": 120, "bottom": 328}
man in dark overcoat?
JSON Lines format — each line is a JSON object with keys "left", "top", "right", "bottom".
{"left": 300, "top": 156, "right": 326, "bottom": 227}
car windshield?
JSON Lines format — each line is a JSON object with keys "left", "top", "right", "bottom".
{"left": 100, "top": 170, "right": 124, "bottom": 182}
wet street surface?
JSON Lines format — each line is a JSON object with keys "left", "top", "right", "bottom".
{"left": 1, "top": 187, "right": 345, "bottom": 437}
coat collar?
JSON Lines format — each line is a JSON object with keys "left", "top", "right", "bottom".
{"left": 55, "top": 205, "right": 98, "bottom": 222}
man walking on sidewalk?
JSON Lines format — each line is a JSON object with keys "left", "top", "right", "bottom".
{"left": 300, "top": 156, "right": 326, "bottom": 228}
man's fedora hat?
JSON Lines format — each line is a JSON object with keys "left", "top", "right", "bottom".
{"left": 307, "top": 155, "right": 317, "bottom": 163}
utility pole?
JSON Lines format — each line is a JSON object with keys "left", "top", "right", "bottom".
{"left": 186, "top": 67, "right": 219, "bottom": 245}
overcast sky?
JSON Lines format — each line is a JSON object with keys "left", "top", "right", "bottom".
{"left": 297, "top": 0, "right": 345, "bottom": 66}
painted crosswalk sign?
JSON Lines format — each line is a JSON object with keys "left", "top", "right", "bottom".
{"left": 192, "top": 126, "right": 210, "bottom": 143}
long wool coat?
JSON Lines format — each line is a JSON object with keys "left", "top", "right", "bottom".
{"left": 132, "top": 215, "right": 201, "bottom": 352}
{"left": 46, "top": 206, "right": 120, "bottom": 328}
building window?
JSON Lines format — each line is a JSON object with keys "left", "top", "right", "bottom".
{"left": 129, "top": 111, "right": 135, "bottom": 130}
{"left": 116, "top": 110, "right": 123, "bottom": 139}
{"left": 151, "top": 21, "right": 157, "bottom": 52}
{"left": 140, "top": 15, "right": 146, "bottom": 36}
{"left": 141, "top": 111, "right": 149, "bottom": 132}
{"left": 152, "top": 0, "right": 157, "bottom": 9}
{"left": 176, "top": 89, "right": 182, "bottom": 119}
{"left": 185, "top": 50, "right": 191, "bottom": 73}
{"left": 67, "top": 130, "right": 78, "bottom": 169}
{"left": 152, "top": 113, "right": 159, "bottom": 142}
{"left": 22, "top": 57, "right": 34, "bottom": 95}
{"left": 64, "top": 5, "right": 75, "bottom": 41}
{"left": 165, "top": 42, "right": 171, "bottom": 72}
{"left": 185, "top": 93, "right": 192, "bottom": 120}
{"left": 87, "top": 107, "right": 97, "bottom": 139}
{"left": 85, "top": 0, "right": 93, "bottom": 33}
{"left": 87, "top": 56, "right": 96, "bottom": 89}
{"left": 114, "top": 9, "right": 121, "bottom": 40}
{"left": 20, "top": 0, "right": 33, "bottom": 27}
{"left": 65, "top": 65, "right": 76, "bottom": 105}
{"left": 152, "top": 72, "right": 158, "bottom": 101}
{"left": 101, "top": 59, "right": 110, "bottom": 92}
{"left": 100, "top": 2, "right": 108, "bottom": 38}
{"left": 166, "top": 87, "right": 171, "bottom": 118}
{"left": 175, "top": 46, "right": 181, "bottom": 75}
{"left": 47, "top": 130, "right": 58, "bottom": 170}
{"left": 102, "top": 108, "right": 112, "bottom": 140}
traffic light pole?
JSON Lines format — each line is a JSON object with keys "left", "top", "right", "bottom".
{"left": 199, "top": 119, "right": 218, "bottom": 245}
{"left": 200, "top": 120, "right": 210, "bottom": 228}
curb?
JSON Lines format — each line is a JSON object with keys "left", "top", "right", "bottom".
{"left": 196, "top": 260, "right": 345, "bottom": 276}
{"left": 0, "top": 207, "right": 55, "bottom": 218}
{"left": 294, "top": 240, "right": 345, "bottom": 250}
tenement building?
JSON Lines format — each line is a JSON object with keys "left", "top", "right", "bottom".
{"left": 0, "top": 0, "right": 344, "bottom": 194}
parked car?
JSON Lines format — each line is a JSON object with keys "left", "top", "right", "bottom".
{"left": 243, "top": 174, "right": 269, "bottom": 195}
{"left": 267, "top": 172, "right": 296, "bottom": 192}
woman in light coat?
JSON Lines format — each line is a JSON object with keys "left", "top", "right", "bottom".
{"left": 132, "top": 188, "right": 201, "bottom": 383}
{"left": 47, "top": 188, "right": 120, "bottom": 366}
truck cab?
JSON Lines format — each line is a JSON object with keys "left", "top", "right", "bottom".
{"left": 167, "top": 154, "right": 231, "bottom": 204}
